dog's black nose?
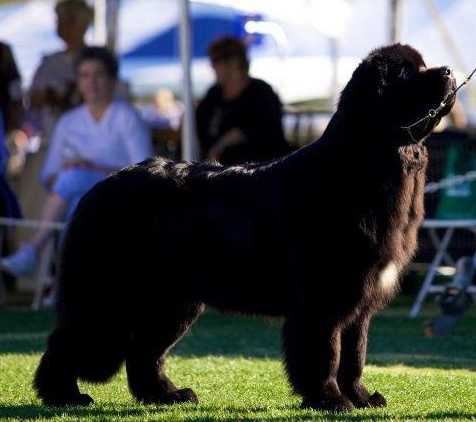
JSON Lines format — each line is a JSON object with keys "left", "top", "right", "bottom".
{"left": 441, "top": 66, "right": 452, "bottom": 77}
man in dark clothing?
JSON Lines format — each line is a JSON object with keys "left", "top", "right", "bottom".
{"left": 0, "top": 42, "right": 23, "bottom": 296}
{"left": 0, "top": 41, "right": 23, "bottom": 133}
{"left": 196, "top": 36, "right": 289, "bottom": 164}
{"left": 0, "top": 41, "right": 22, "bottom": 219}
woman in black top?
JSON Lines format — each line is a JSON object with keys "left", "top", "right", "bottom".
{"left": 196, "top": 36, "right": 289, "bottom": 164}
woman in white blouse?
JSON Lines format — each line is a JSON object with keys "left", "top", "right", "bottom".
{"left": 1, "top": 47, "right": 153, "bottom": 277}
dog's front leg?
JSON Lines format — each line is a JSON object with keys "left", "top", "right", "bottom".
{"left": 282, "top": 312, "right": 354, "bottom": 412}
{"left": 337, "top": 314, "right": 387, "bottom": 408}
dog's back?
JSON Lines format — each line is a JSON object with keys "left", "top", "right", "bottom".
{"left": 58, "top": 156, "right": 290, "bottom": 320}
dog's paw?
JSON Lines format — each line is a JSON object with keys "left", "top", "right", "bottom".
{"left": 43, "top": 393, "right": 94, "bottom": 407}
{"left": 140, "top": 388, "right": 199, "bottom": 405}
{"left": 163, "top": 388, "right": 199, "bottom": 404}
{"left": 342, "top": 382, "right": 371, "bottom": 408}
{"left": 341, "top": 382, "right": 387, "bottom": 409}
{"left": 301, "top": 395, "right": 354, "bottom": 412}
{"left": 367, "top": 391, "right": 387, "bottom": 407}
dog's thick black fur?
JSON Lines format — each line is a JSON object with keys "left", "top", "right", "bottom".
{"left": 34, "top": 44, "right": 455, "bottom": 411}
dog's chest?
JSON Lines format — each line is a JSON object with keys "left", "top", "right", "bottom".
{"left": 383, "top": 144, "right": 427, "bottom": 238}
{"left": 369, "top": 145, "right": 427, "bottom": 297}
{"left": 377, "top": 261, "right": 399, "bottom": 295}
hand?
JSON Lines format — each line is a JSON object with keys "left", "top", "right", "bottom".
{"left": 207, "top": 143, "right": 226, "bottom": 161}
{"left": 207, "top": 128, "right": 245, "bottom": 161}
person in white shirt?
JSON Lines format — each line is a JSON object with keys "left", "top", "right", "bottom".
{"left": 0, "top": 47, "right": 153, "bottom": 278}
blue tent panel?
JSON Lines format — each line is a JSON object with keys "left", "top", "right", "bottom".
{"left": 122, "top": 14, "right": 254, "bottom": 60}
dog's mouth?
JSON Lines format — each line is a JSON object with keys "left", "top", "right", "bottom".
{"left": 400, "top": 69, "right": 457, "bottom": 143}
{"left": 424, "top": 68, "right": 457, "bottom": 120}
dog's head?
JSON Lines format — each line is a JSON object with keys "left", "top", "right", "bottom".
{"left": 339, "top": 43, "right": 456, "bottom": 143}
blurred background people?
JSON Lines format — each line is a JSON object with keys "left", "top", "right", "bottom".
{"left": 15, "top": 0, "right": 94, "bottom": 225}
{"left": 30, "top": 0, "right": 94, "bottom": 141}
{"left": 0, "top": 39, "right": 26, "bottom": 182}
{"left": 0, "top": 40, "right": 24, "bottom": 292}
{"left": 0, "top": 115, "right": 21, "bottom": 221}
{"left": 0, "top": 41, "right": 23, "bottom": 136}
{"left": 0, "top": 46, "right": 153, "bottom": 278}
{"left": 141, "top": 88, "right": 184, "bottom": 131}
{"left": 196, "top": 36, "right": 289, "bottom": 164}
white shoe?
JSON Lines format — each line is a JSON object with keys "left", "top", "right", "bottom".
{"left": 0, "top": 244, "right": 38, "bottom": 278}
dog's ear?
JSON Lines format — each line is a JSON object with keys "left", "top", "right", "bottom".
{"left": 338, "top": 58, "right": 387, "bottom": 114}
{"left": 356, "top": 58, "right": 389, "bottom": 96}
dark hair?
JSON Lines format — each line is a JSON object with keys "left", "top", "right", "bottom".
{"left": 207, "top": 36, "right": 249, "bottom": 71}
{"left": 75, "top": 46, "right": 119, "bottom": 79}
{"left": 55, "top": 0, "right": 94, "bottom": 23}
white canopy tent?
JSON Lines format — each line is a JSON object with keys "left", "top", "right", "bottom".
{"left": 1, "top": 0, "right": 475, "bottom": 159}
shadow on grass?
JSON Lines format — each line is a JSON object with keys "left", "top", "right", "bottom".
{"left": 0, "top": 404, "right": 147, "bottom": 420}
{"left": 314, "top": 412, "right": 476, "bottom": 421}
{"left": 0, "top": 404, "right": 475, "bottom": 421}
{"left": 319, "top": 412, "right": 476, "bottom": 421}
{"left": 1, "top": 308, "right": 475, "bottom": 370}
{"left": 0, "top": 403, "right": 287, "bottom": 421}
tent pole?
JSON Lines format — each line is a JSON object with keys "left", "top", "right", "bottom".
{"left": 389, "top": 0, "right": 402, "bottom": 43}
{"left": 94, "top": 0, "right": 107, "bottom": 46}
{"left": 179, "top": 0, "right": 199, "bottom": 161}
{"left": 94, "top": 0, "right": 120, "bottom": 51}
{"left": 329, "top": 37, "right": 339, "bottom": 110}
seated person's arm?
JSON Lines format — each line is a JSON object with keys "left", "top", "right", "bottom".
{"left": 207, "top": 85, "right": 285, "bottom": 161}
{"left": 40, "top": 116, "right": 67, "bottom": 190}
{"left": 207, "top": 128, "right": 246, "bottom": 160}
{"left": 196, "top": 87, "right": 223, "bottom": 159}
{"left": 61, "top": 159, "right": 120, "bottom": 174}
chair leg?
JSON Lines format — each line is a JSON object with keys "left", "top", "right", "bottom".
{"left": 32, "top": 239, "right": 55, "bottom": 310}
{"left": 429, "top": 229, "right": 455, "bottom": 266}
{"left": 409, "top": 228, "right": 455, "bottom": 317}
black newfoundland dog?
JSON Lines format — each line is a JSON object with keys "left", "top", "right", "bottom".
{"left": 34, "top": 44, "right": 456, "bottom": 411}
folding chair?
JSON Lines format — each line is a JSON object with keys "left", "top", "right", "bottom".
{"left": 0, "top": 217, "right": 66, "bottom": 309}
{"left": 410, "top": 219, "right": 476, "bottom": 317}
{"left": 410, "top": 131, "right": 476, "bottom": 317}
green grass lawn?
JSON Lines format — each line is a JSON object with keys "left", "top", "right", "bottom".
{"left": 0, "top": 303, "right": 475, "bottom": 421}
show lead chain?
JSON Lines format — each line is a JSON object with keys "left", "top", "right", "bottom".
{"left": 401, "top": 65, "right": 476, "bottom": 142}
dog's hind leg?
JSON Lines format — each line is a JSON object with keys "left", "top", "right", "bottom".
{"left": 126, "top": 302, "right": 204, "bottom": 405}
{"left": 34, "top": 327, "right": 94, "bottom": 406}
{"left": 282, "top": 311, "right": 354, "bottom": 412}
{"left": 338, "top": 314, "right": 387, "bottom": 408}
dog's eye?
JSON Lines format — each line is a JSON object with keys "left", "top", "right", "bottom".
{"left": 399, "top": 64, "right": 422, "bottom": 80}
{"left": 398, "top": 68, "right": 408, "bottom": 79}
